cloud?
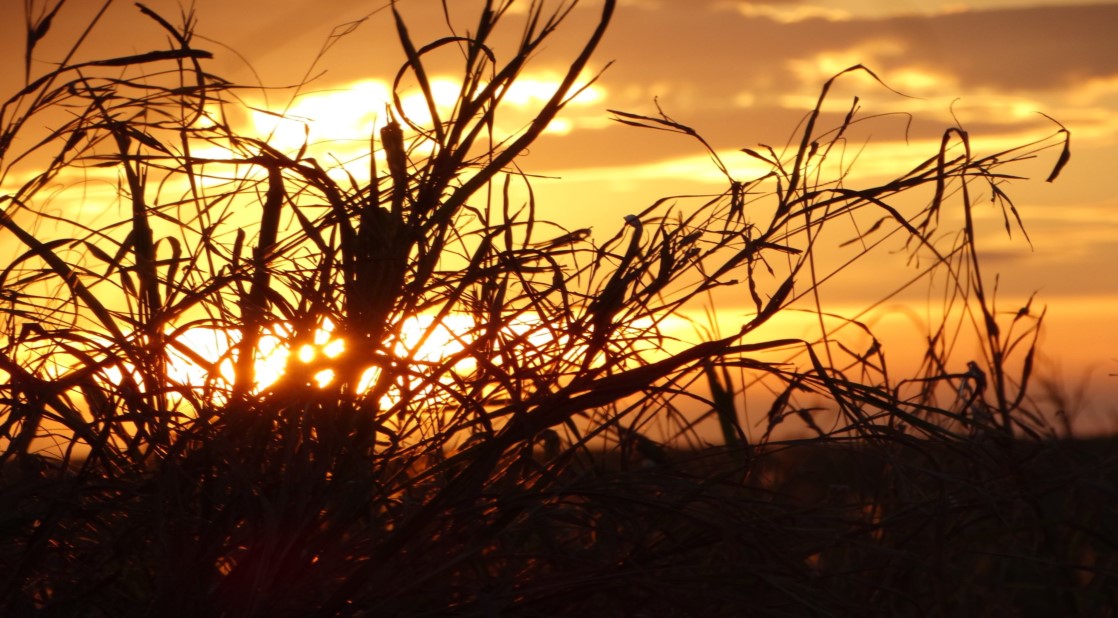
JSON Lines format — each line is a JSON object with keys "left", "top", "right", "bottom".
{"left": 594, "top": 3, "right": 1118, "bottom": 104}
{"left": 723, "top": 2, "right": 853, "bottom": 24}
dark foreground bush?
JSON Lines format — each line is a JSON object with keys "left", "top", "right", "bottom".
{"left": 2, "top": 1, "right": 1106, "bottom": 616}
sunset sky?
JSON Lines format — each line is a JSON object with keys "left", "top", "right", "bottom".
{"left": 3, "top": 0, "right": 1116, "bottom": 433}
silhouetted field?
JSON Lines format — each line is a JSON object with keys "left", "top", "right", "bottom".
{"left": 3, "top": 435, "right": 1114, "bottom": 616}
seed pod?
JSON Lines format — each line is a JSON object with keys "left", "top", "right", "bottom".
{"left": 381, "top": 114, "right": 408, "bottom": 215}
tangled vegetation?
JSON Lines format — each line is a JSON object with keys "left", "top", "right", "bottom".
{"left": 1, "top": 1, "right": 1111, "bottom": 616}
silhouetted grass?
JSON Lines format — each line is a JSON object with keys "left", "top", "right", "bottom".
{"left": 2, "top": 1, "right": 1109, "bottom": 616}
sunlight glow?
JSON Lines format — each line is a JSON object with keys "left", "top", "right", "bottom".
{"left": 719, "top": 0, "right": 999, "bottom": 22}
{"left": 727, "top": 2, "right": 852, "bottom": 23}
{"left": 785, "top": 39, "right": 906, "bottom": 88}
{"left": 245, "top": 72, "right": 605, "bottom": 160}
{"left": 397, "top": 78, "right": 465, "bottom": 127}
{"left": 499, "top": 74, "right": 604, "bottom": 107}
{"left": 888, "top": 67, "right": 955, "bottom": 94}
{"left": 166, "top": 325, "right": 294, "bottom": 396}
{"left": 544, "top": 117, "right": 574, "bottom": 135}
{"left": 313, "top": 369, "right": 335, "bottom": 388}
{"left": 541, "top": 150, "right": 774, "bottom": 188}
{"left": 543, "top": 124, "right": 1064, "bottom": 193}
{"left": 249, "top": 79, "right": 393, "bottom": 153}
{"left": 157, "top": 313, "right": 549, "bottom": 412}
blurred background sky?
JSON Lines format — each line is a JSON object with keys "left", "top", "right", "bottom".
{"left": 3, "top": 0, "right": 1116, "bottom": 433}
